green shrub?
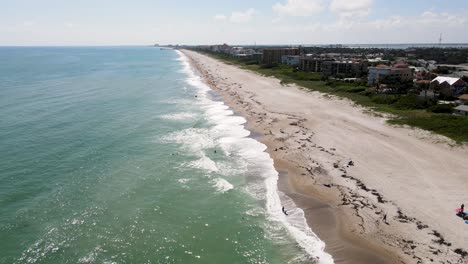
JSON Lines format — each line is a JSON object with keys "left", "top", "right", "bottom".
{"left": 428, "top": 104, "right": 454, "bottom": 113}
{"left": 335, "top": 86, "right": 366, "bottom": 93}
{"left": 359, "top": 89, "right": 375, "bottom": 97}
{"left": 393, "top": 95, "right": 426, "bottom": 109}
{"left": 371, "top": 94, "right": 400, "bottom": 105}
{"left": 260, "top": 63, "right": 279, "bottom": 69}
{"left": 390, "top": 115, "right": 468, "bottom": 143}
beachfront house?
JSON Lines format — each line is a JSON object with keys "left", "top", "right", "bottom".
{"left": 368, "top": 64, "right": 413, "bottom": 86}
{"left": 430, "top": 77, "right": 466, "bottom": 97}
{"left": 454, "top": 105, "right": 468, "bottom": 116}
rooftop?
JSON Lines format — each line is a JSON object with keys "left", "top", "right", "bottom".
{"left": 454, "top": 105, "right": 468, "bottom": 112}
{"left": 416, "top": 80, "right": 431, "bottom": 84}
{"left": 431, "top": 76, "right": 462, "bottom": 85}
{"left": 459, "top": 94, "right": 468, "bottom": 100}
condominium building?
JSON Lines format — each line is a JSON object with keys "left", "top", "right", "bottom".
{"left": 368, "top": 64, "right": 413, "bottom": 85}
{"left": 262, "top": 48, "right": 300, "bottom": 65}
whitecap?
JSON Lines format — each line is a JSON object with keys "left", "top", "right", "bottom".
{"left": 212, "top": 178, "right": 234, "bottom": 193}
{"left": 160, "top": 112, "right": 198, "bottom": 121}
{"left": 187, "top": 153, "right": 218, "bottom": 173}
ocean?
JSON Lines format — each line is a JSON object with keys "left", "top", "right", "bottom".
{"left": 0, "top": 47, "right": 332, "bottom": 264}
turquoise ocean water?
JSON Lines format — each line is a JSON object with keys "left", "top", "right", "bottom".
{"left": 0, "top": 47, "right": 332, "bottom": 264}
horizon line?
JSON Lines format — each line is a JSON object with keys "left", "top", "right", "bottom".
{"left": 1, "top": 42, "right": 468, "bottom": 48}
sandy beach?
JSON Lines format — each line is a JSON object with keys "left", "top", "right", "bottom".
{"left": 182, "top": 49, "right": 468, "bottom": 264}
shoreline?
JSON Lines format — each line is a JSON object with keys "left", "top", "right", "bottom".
{"left": 181, "top": 50, "right": 396, "bottom": 263}
{"left": 180, "top": 49, "right": 468, "bottom": 263}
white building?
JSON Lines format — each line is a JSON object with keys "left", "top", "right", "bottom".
{"left": 230, "top": 47, "right": 255, "bottom": 57}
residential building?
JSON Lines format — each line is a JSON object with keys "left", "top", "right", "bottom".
{"left": 321, "top": 60, "right": 368, "bottom": 77}
{"left": 262, "top": 48, "right": 300, "bottom": 65}
{"left": 230, "top": 47, "right": 255, "bottom": 57}
{"left": 368, "top": 64, "right": 413, "bottom": 85}
{"left": 430, "top": 77, "right": 466, "bottom": 97}
{"left": 459, "top": 94, "right": 468, "bottom": 105}
{"left": 454, "top": 105, "right": 468, "bottom": 116}
{"left": 211, "top": 44, "right": 231, "bottom": 54}
{"left": 300, "top": 57, "right": 332, "bottom": 72}
{"left": 281, "top": 55, "right": 301, "bottom": 66}
{"left": 367, "top": 58, "right": 390, "bottom": 66}
{"left": 409, "top": 66, "right": 428, "bottom": 80}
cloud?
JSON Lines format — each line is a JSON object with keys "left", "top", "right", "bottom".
{"left": 365, "top": 11, "right": 466, "bottom": 30}
{"left": 321, "top": 10, "right": 466, "bottom": 43}
{"left": 215, "top": 8, "right": 256, "bottom": 23}
{"left": 22, "top": 21, "right": 35, "bottom": 27}
{"left": 65, "top": 23, "right": 76, "bottom": 28}
{"left": 229, "top": 8, "right": 256, "bottom": 23}
{"left": 273, "top": 0, "right": 324, "bottom": 17}
{"left": 213, "top": 14, "right": 227, "bottom": 21}
{"left": 329, "top": 0, "right": 372, "bottom": 18}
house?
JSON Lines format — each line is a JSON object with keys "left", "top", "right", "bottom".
{"left": 430, "top": 77, "right": 466, "bottom": 97}
{"left": 409, "top": 66, "right": 428, "bottom": 80}
{"left": 281, "top": 55, "right": 301, "bottom": 66}
{"left": 262, "top": 48, "right": 300, "bottom": 65}
{"left": 459, "top": 94, "right": 468, "bottom": 105}
{"left": 454, "top": 105, "right": 468, "bottom": 116}
{"left": 211, "top": 43, "right": 231, "bottom": 54}
{"left": 368, "top": 64, "right": 413, "bottom": 85}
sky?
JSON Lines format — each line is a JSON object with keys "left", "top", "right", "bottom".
{"left": 1, "top": 0, "right": 467, "bottom": 46}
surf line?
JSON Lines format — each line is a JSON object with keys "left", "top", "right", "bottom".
{"left": 176, "top": 50, "right": 335, "bottom": 264}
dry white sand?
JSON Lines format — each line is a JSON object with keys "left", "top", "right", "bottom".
{"left": 182, "top": 50, "right": 468, "bottom": 263}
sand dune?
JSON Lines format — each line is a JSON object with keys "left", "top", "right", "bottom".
{"left": 182, "top": 50, "right": 468, "bottom": 264}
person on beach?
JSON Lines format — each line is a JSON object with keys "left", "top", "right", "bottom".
{"left": 282, "top": 206, "right": 288, "bottom": 216}
{"left": 457, "top": 204, "right": 465, "bottom": 216}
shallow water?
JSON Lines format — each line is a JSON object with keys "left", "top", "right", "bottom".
{"left": 0, "top": 47, "right": 332, "bottom": 264}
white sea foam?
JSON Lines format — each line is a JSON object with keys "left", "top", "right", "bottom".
{"left": 178, "top": 178, "right": 190, "bottom": 184}
{"left": 187, "top": 153, "right": 219, "bottom": 173}
{"left": 160, "top": 112, "right": 198, "bottom": 121}
{"left": 161, "top": 128, "right": 215, "bottom": 152}
{"left": 212, "top": 178, "right": 234, "bottom": 193}
{"left": 176, "top": 50, "right": 334, "bottom": 263}
{"left": 178, "top": 178, "right": 191, "bottom": 189}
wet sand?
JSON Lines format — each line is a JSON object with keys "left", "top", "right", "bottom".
{"left": 278, "top": 170, "right": 394, "bottom": 264}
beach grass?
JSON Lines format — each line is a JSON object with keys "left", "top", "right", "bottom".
{"left": 198, "top": 51, "right": 468, "bottom": 143}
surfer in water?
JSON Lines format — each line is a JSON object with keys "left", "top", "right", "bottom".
{"left": 282, "top": 206, "right": 288, "bottom": 216}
